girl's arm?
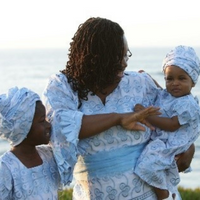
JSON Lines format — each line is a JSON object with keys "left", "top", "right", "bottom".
{"left": 134, "top": 104, "right": 181, "bottom": 132}
{"left": 145, "top": 115, "right": 180, "bottom": 132}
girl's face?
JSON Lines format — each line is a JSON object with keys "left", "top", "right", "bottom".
{"left": 26, "top": 101, "right": 51, "bottom": 146}
{"left": 164, "top": 65, "right": 194, "bottom": 97}
{"left": 117, "top": 35, "right": 132, "bottom": 79}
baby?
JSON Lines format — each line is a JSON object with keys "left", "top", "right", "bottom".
{"left": 134, "top": 45, "right": 200, "bottom": 200}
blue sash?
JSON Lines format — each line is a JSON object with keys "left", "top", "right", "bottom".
{"left": 74, "top": 143, "right": 147, "bottom": 180}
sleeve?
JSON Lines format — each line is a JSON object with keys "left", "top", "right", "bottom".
{"left": 0, "top": 160, "right": 13, "bottom": 200}
{"left": 140, "top": 72, "right": 161, "bottom": 107}
{"left": 42, "top": 73, "right": 83, "bottom": 186}
{"left": 172, "top": 96, "right": 200, "bottom": 126}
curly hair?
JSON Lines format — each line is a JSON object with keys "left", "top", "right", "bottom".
{"left": 62, "top": 17, "right": 125, "bottom": 104}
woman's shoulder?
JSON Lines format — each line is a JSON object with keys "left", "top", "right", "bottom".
{"left": 44, "top": 72, "right": 75, "bottom": 97}
{"left": 49, "top": 72, "right": 68, "bottom": 84}
{"left": 124, "top": 71, "right": 150, "bottom": 82}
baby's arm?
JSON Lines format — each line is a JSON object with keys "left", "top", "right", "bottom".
{"left": 134, "top": 104, "right": 181, "bottom": 132}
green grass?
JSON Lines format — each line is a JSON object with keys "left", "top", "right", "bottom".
{"left": 178, "top": 187, "right": 200, "bottom": 200}
{"left": 58, "top": 187, "right": 200, "bottom": 200}
{"left": 58, "top": 188, "right": 73, "bottom": 200}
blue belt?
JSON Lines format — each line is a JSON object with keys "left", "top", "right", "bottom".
{"left": 74, "top": 143, "right": 147, "bottom": 179}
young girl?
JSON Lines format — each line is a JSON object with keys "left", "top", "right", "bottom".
{"left": 0, "top": 87, "right": 61, "bottom": 199}
{"left": 134, "top": 45, "right": 200, "bottom": 200}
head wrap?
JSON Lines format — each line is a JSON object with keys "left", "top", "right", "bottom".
{"left": 162, "top": 45, "right": 200, "bottom": 84}
{"left": 0, "top": 87, "right": 40, "bottom": 146}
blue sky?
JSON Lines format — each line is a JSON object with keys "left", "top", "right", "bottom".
{"left": 1, "top": 0, "right": 200, "bottom": 49}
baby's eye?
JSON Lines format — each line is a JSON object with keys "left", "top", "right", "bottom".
{"left": 165, "top": 77, "right": 173, "bottom": 81}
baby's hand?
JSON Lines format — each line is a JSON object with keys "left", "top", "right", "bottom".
{"left": 134, "top": 104, "right": 145, "bottom": 112}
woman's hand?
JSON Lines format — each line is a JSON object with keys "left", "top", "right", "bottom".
{"left": 80, "top": 106, "right": 160, "bottom": 139}
{"left": 175, "top": 144, "right": 195, "bottom": 172}
{"left": 120, "top": 106, "right": 161, "bottom": 131}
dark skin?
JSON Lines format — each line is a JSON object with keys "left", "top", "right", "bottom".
{"left": 80, "top": 107, "right": 161, "bottom": 139}
{"left": 11, "top": 101, "right": 51, "bottom": 168}
{"left": 135, "top": 104, "right": 181, "bottom": 132}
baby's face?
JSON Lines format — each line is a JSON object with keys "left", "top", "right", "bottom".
{"left": 26, "top": 101, "right": 51, "bottom": 145}
{"left": 164, "top": 65, "right": 194, "bottom": 97}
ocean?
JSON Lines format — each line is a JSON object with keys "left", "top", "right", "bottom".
{"left": 0, "top": 47, "right": 200, "bottom": 189}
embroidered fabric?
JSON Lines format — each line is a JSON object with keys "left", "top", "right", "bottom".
{"left": 0, "top": 145, "right": 61, "bottom": 200}
{"left": 134, "top": 89, "right": 200, "bottom": 193}
{"left": 43, "top": 71, "right": 182, "bottom": 199}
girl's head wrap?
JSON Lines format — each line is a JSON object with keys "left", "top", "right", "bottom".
{"left": 0, "top": 87, "right": 40, "bottom": 146}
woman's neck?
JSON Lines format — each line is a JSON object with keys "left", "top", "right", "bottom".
{"left": 96, "top": 82, "right": 119, "bottom": 104}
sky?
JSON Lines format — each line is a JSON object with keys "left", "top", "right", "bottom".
{"left": 0, "top": 0, "right": 200, "bottom": 49}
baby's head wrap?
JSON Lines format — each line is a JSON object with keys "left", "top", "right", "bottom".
{"left": 0, "top": 87, "right": 40, "bottom": 146}
{"left": 162, "top": 45, "right": 200, "bottom": 84}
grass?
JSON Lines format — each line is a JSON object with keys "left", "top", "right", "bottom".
{"left": 58, "top": 187, "right": 200, "bottom": 200}
{"left": 58, "top": 188, "right": 73, "bottom": 200}
{"left": 178, "top": 187, "right": 200, "bottom": 200}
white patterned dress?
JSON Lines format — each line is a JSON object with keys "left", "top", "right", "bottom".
{"left": 43, "top": 71, "right": 182, "bottom": 200}
{"left": 0, "top": 145, "right": 61, "bottom": 200}
{"left": 134, "top": 89, "right": 200, "bottom": 194}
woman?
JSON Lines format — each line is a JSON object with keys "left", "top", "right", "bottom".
{"left": 43, "top": 17, "right": 194, "bottom": 200}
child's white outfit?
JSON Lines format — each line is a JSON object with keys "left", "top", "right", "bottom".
{"left": 0, "top": 145, "right": 60, "bottom": 200}
{"left": 134, "top": 45, "right": 200, "bottom": 196}
{"left": 0, "top": 87, "right": 64, "bottom": 200}
{"left": 134, "top": 89, "right": 200, "bottom": 193}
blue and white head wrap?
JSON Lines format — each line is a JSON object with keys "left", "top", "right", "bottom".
{"left": 162, "top": 45, "right": 200, "bottom": 84}
{"left": 0, "top": 87, "right": 40, "bottom": 146}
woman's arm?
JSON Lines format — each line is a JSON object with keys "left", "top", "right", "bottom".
{"left": 79, "top": 106, "right": 161, "bottom": 139}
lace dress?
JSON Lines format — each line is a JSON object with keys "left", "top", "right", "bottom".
{"left": 43, "top": 71, "right": 182, "bottom": 200}
{"left": 0, "top": 145, "right": 61, "bottom": 200}
{"left": 134, "top": 89, "right": 200, "bottom": 194}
